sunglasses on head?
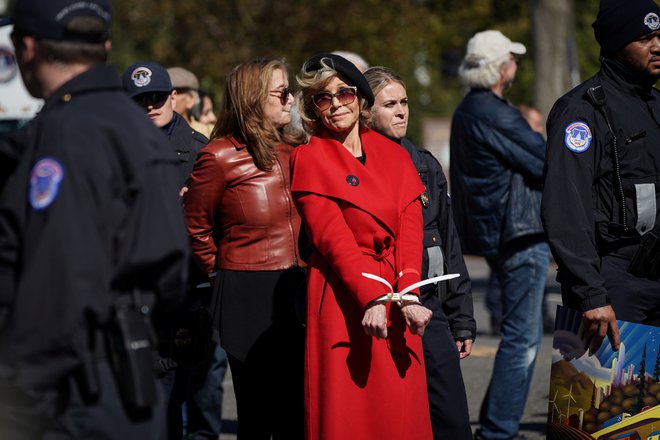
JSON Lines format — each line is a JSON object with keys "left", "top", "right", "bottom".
{"left": 312, "top": 86, "right": 358, "bottom": 111}
{"left": 269, "top": 87, "right": 293, "bottom": 105}
{"left": 134, "top": 91, "right": 171, "bottom": 108}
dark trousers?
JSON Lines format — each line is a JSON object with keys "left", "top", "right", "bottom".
{"left": 562, "top": 255, "right": 660, "bottom": 325}
{"left": 219, "top": 269, "right": 305, "bottom": 440}
{"left": 227, "top": 328, "right": 304, "bottom": 440}
{"left": 160, "top": 344, "right": 227, "bottom": 440}
{"left": 185, "top": 344, "right": 227, "bottom": 440}
{"left": 0, "top": 360, "right": 166, "bottom": 440}
{"left": 421, "top": 291, "right": 473, "bottom": 440}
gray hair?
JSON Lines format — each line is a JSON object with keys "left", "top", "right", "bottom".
{"left": 458, "top": 53, "right": 511, "bottom": 89}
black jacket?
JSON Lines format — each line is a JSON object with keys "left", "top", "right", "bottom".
{"left": 542, "top": 58, "right": 660, "bottom": 311}
{"left": 165, "top": 112, "right": 207, "bottom": 188}
{"left": 450, "top": 89, "right": 546, "bottom": 256}
{"left": 400, "top": 137, "right": 476, "bottom": 340}
{"left": 0, "top": 64, "right": 189, "bottom": 391}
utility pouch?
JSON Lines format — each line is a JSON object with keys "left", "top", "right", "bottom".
{"left": 628, "top": 231, "right": 660, "bottom": 280}
{"left": 106, "top": 291, "right": 157, "bottom": 411}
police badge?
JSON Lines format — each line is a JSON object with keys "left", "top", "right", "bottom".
{"left": 420, "top": 191, "right": 430, "bottom": 208}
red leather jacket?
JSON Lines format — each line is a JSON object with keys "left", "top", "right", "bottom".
{"left": 184, "top": 136, "right": 302, "bottom": 273}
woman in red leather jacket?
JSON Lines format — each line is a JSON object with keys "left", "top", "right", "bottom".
{"left": 184, "top": 58, "right": 307, "bottom": 440}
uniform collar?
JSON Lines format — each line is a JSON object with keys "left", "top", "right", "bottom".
{"left": 162, "top": 112, "right": 178, "bottom": 137}
{"left": 43, "top": 64, "right": 122, "bottom": 109}
{"left": 600, "top": 57, "right": 657, "bottom": 100}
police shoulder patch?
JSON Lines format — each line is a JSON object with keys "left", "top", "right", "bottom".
{"left": 564, "top": 121, "right": 593, "bottom": 153}
{"left": 29, "top": 157, "right": 64, "bottom": 210}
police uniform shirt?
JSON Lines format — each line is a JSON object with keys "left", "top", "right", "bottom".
{"left": 542, "top": 58, "right": 660, "bottom": 311}
{"left": 164, "top": 112, "right": 207, "bottom": 188}
{"left": 400, "top": 137, "right": 475, "bottom": 340}
{"left": 0, "top": 64, "right": 189, "bottom": 391}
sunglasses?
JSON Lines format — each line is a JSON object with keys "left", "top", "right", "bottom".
{"left": 134, "top": 91, "right": 171, "bottom": 108}
{"left": 312, "top": 86, "right": 358, "bottom": 111}
{"left": 269, "top": 87, "right": 293, "bottom": 105}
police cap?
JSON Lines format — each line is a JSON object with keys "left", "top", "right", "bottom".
{"left": 0, "top": 0, "right": 111, "bottom": 42}
{"left": 122, "top": 61, "right": 173, "bottom": 99}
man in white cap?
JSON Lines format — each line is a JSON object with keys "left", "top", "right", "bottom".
{"left": 450, "top": 30, "right": 549, "bottom": 440}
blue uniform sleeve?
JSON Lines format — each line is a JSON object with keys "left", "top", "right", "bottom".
{"left": 541, "top": 99, "right": 609, "bottom": 311}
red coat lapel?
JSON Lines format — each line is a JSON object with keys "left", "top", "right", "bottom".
{"left": 291, "top": 127, "right": 424, "bottom": 236}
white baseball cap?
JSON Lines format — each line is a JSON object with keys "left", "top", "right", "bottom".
{"left": 465, "top": 30, "right": 526, "bottom": 65}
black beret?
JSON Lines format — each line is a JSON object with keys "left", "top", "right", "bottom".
{"left": 303, "top": 53, "right": 375, "bottom": 107}
{"left": 593, "top": 0, "right": 660, "bottom": 56}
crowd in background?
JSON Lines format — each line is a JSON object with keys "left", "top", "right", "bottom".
{"left": 1, "top": 1, "right": 660, "bottom": 440}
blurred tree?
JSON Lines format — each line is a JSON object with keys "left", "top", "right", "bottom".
{"left": 532, "top": 0, "right": 574, "bottom": 119}
{"left": 110, "top": 0, "right": 603, "bottom": 142}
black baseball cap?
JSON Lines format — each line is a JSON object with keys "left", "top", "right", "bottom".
{"left": 122, "top": 61, "right": 173, "bottom": 98}
{"left": 0, "top": 0, "right": 111, "bottom": 42}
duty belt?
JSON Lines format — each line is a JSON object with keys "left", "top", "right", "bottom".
{"left": 610, "top": 243, "right": 638, "bottom": 260}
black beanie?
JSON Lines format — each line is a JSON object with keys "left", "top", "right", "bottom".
{"left": 303, "top": 53, "right": 375, "bottom": 107}
{"left": 593, "top": 0, "right": 660, "bottom": 55}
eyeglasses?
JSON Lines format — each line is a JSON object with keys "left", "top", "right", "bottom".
{"left": 134, "top": 91, "right": 171, "bottom": 108}
{"left": 269, "top": 87, "right": 293, "bottom": 105}
{"left": 312, "top": 87, "right": 358, "bottom": 111}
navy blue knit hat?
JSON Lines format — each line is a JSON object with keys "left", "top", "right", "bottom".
{"left": 593, "top": 0, "right": 660, "bottom": 55}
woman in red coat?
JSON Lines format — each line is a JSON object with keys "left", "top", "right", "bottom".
{"left": 291, "top": 53, "right": 433, "bottom": 440}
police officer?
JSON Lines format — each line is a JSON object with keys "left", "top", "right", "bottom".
{"left": 122, "top": 62, "right": 227, "bottom": 440}
{"left": 363, "top": 66, "right": 476, "bottom": 440}
{"left": 0, "top": 0, "right": 189, "bottom": 438}
{"left": 542, "top": 0, "right": 660, "bottom": 353}
{"left": 122, "top": 61, "right": 208, "bottom": 194}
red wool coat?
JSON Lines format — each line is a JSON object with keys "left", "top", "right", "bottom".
{"left": 290, "top": 128, "right": 433, "bottom": 440}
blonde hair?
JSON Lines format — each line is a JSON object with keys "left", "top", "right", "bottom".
{"left": 211, "top": 58, "right": 306, "bottom": 171}
{"left": 295, "top": 59, "right": 372, "bottom": 135}
{"left": 363, "top": 67, "right": 408, "bottom": 132}
{"left": 363, "top": 66, "right": 406, "bottom": 97}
